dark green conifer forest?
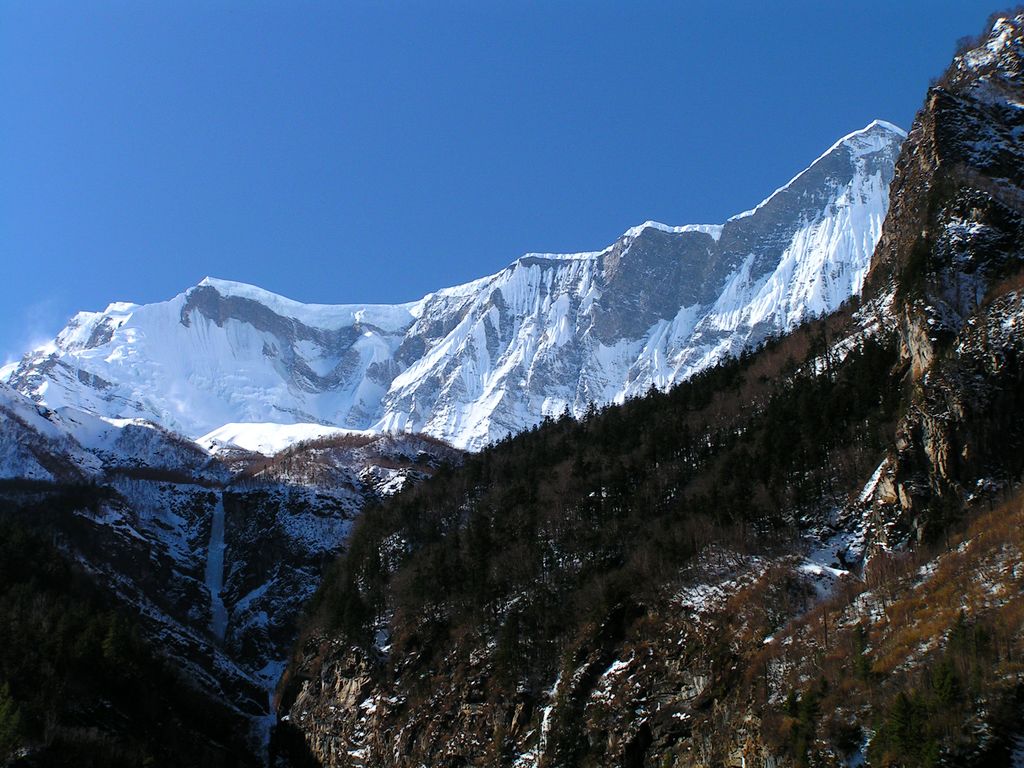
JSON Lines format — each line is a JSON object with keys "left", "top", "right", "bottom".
{"left": 0, "top": 507, "right": 259, "bottom": 767}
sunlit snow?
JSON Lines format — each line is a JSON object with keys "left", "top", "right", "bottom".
{"left": 6, "top": 121, "right": 904, "bottom": 453}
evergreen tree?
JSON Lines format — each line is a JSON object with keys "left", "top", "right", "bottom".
{"left": 0, "top": 681, "right": 22, "bottom": 758}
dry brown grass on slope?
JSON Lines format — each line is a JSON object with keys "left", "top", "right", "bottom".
{"left": 740, "top": 492, "right": 1024, "bottom": 762}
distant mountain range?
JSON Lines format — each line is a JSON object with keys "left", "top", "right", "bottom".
{"left": 2, "top": 120, "right": 904, "bottom": 452}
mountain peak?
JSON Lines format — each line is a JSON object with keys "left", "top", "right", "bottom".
{"left": 857, "top": 118, "right": 907, "bottom": 138}
{"left": 813, "top": 119, "right": 906, "bottom": 165}
{"left": 195, "top": 275, "right": 286, "bottom": 301}
{"left": 9, "top": 122, "right": 903, "bottom": 451}
{"left": 728, "top": 119, "right": 903, "bottom": 223}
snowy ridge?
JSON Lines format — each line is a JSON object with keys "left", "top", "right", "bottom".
{"left": 195, "top": 277, "right": 423, "bottom": 331}
{"left": 5, "top": 121, "right": 905, "bottom": 452}
{"left": 728, "top": 119, "right": 906, "bottom": 222}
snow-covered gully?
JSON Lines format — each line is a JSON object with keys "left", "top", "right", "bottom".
{"left": 204, "top": 492, "right": 229, "bottom": 640}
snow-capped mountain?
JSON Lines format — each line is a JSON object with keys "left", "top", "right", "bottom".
{"left": 3, "top": 120, "right": 904, "bottom": 451}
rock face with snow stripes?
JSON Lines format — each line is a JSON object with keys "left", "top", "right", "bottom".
{"left": 3, "top": 121, "right": 904, "bottom": 451}
{"left": 860, "top": 12, "right": 1024, "bottom": 542}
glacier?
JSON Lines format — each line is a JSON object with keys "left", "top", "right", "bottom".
{"left": 3, "top": 120, "right": 905, "bottom": 451}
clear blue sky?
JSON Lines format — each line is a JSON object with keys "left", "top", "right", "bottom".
{"left": 0, "top": 0, "right": 996, "bottom": 362}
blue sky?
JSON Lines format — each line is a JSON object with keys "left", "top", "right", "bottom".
{"left": 0, "top": 1, "right": 995, "bottom": 362}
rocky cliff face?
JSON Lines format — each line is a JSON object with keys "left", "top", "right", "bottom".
{"left": 862, "top": 11, "right": 1024, "bottom": 543}
{"left": 4, "top": 122, "right": 902, "bottom": 451}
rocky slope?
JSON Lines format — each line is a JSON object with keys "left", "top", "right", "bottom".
{"left": 3, "top": 121, "right": 902, "bottom": 451}
{"left": 0, "top": 516, "right": 264, "bottom": 766}
{"left": 280, "top": 12, "right": 1024, "bottom": 768}
{"left": 0, "top": 382, "right": 460, "bottom": 750}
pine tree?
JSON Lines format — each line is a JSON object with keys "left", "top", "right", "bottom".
{"left": 0, "top": 681, "right": 22, "bottom": 758}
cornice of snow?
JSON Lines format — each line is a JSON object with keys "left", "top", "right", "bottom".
{"left": 193, "top": 276, "right": 423, "bottom": 332}
{"left": 622, "top": 221, "right": 725, "bottom": 242}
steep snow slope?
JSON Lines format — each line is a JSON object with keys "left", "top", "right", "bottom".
{"left": 0, "top": 381, "right": 207, "bottom": 480}
{"left": 4, "top": 121, "right": 904, "bottom": 450}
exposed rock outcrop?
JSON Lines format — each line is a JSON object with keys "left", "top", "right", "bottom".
{"left": 862, "top": 11, "right": 1024, "bottom": 540}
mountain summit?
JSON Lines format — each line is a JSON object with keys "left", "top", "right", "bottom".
{"left": 4, "top": 121, "right": 904, "bottom": 450}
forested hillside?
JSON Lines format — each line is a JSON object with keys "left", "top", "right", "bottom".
{"left": 0, "top": 489, "right": 260, "bottom": 766}
{"left": 278, "top": 292, "right": 915, "bottom": 765}
{"left": 306, "top": 304, "right": 897, "bottom": 680}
